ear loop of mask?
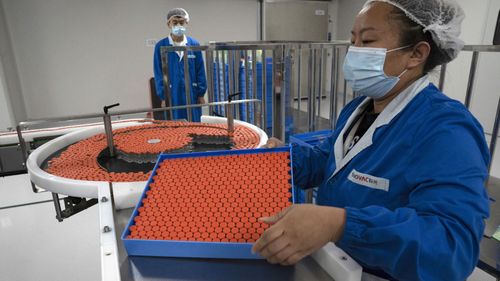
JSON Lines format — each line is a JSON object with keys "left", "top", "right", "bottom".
{"left": 386, "top": 44, "right": 413, "bottom": 53}
{"left": 388, "top": 44, "right": 413, "bottom": 78}
{"left": 397, "top": 69, "right": 408, "bottom": 78}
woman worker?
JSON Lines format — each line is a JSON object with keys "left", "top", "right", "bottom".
{"left": 253, "top": 0, "right": 490, "bottom": 280}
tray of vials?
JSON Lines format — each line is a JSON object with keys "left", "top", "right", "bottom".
{"left": 121, "top": 147, "right": 295, "bottom": 259}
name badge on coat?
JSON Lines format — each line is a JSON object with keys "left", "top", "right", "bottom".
{"left": 187, "top": 54, "right": 196, "bottom": 59}
{"left": 348, "top": 169, "right": 390, "bottom": 192}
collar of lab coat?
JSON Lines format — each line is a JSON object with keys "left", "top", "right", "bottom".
{"left": 168, "top": 36, "right": 188, "bottom": 61}
{"left": 167, "top": 35, "right": 188, "bottom": 46}
{"left": 328, "top": 75, "right": 430, "bottom": 180}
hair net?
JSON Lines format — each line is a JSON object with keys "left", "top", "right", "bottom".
{"left": 167, "top": 8, "right": 190, "bottom": 23}
{"left": 364, "top": 0, "right": 465, "bottom": 63}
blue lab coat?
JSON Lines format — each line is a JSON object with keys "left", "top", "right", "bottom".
{"left": 292, "top": 76, "right": 490, "bottom": 281}
{"left": 153, "top": 36, "right": 207, "bottom": 122}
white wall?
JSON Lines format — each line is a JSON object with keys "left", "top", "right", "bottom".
{"left": 1, "top": 0, "right": 259, "bottom": 119}
{"left": 442, "top": 0, "right": 499, "bottom": 119}
{"left": 0, "top": 60, "right": 14, "bottom": 130}
{"left": 336, "top": 0, "right": 365, "bottom": 40}
{"left": 468, "top": 0, "right": 500, "bottom": 133}
{"left": 328, "top": 0, "right": 339, "bottom": 41}
{"left": 0, "top": 0, "right": 25, "bottom": 127}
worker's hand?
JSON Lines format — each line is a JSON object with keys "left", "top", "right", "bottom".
{"left": 198, "top": 96, "right": 206, "bottom": 104}
{"left": 252, "top": 204, "right": 346, "bottom": 266}
{"left": 261, "top": 137, "right": 284, "bottom": 148}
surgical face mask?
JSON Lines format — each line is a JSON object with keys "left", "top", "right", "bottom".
{"left": 343, "top": 45, "right": 410, "bottom": 99}
{"left": 171, "top": 25, "right": 186, "bottom": 37}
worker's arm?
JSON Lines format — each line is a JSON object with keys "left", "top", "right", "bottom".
{"left": 264, "top": 135, "right": 333, "bottom": 189}
{"left": 336, "top": 109, "right": 490, "bottom": 281}
{"left": 153, "top": 42, "right": 165, "bottom": 101}
{"left": 291, "top": 98, "right": 361, "bottom": 189}
{"left": 291, "top": 138, "right": 334, "bottom": 189}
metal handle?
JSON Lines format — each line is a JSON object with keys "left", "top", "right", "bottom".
{"left": 226, "top": 92, "right": 242, "bottom": 136}
{"left": 103, "top": 103, "right": 120, "bottom": 157}
{"left": 103, "top": 103, "right": 120, "bottom": 114}
{"left": 228, "top": 92, "right": 242, "bottom": 103}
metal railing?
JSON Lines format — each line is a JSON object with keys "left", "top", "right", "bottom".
{"left": 15, "top": 42, "right": 500, "bottom": 167}
{"left": 160, "top": 41, "right": 351, "bottom": 141}
{"left": 16, "top": 99, "right": 260, "bottom": 194}
{"left": 16, "top": 42, "right": 500, "bottom": 189}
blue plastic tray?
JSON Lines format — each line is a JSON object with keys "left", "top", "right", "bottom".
{"left": 121, "top": 147, "right": 295, "bottom": 259}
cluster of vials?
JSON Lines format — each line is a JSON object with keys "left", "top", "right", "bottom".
{"left": 127, "top": 151, "right": 292, "bottom": 243}
{"left": 45, "top": 121, "right": 261, "bottom": 182}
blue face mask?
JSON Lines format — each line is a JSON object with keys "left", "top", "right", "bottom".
{"left": 171, "top": 25, "right": 186, "bottom": 37}
{"left": 343, "top": 45, "right": 410, "bottom": 99}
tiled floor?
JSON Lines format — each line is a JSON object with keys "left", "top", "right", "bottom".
{"left": 0, "top": 174, "right": 496, "bottom": 281}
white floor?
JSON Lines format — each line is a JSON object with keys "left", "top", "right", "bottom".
{"left": 0, "top": 174, "right": 496, "bottom": 281}
{"left": 0, "top": 175, "right": 52, "bottom": 207}
{"left": 0, "top": 174, "right": 100, "bottom": 281}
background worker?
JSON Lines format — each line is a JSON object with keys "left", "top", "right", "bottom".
{"left": 153, "top": 8, "right": 207, "bottom": 122}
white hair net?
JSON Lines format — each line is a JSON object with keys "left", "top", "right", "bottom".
{"left": 167, "top": 8, "right": 190, "bottom": 23}
{"left": 364, "top": 0, "right": 465, "bottom": 63}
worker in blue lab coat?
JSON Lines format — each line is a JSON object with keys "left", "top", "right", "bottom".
{"left": 153, "top": 8, "right": 207, "bottom": 122}
{"left": 254, "top": 1, "right": 490, "bottom": 280}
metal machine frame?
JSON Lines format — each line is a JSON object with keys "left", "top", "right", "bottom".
{"left": 160, "top": 41, "right": 353, "bottom": 140}
{"left": 16, "top": 99, "right": 260, "bottom": 222}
